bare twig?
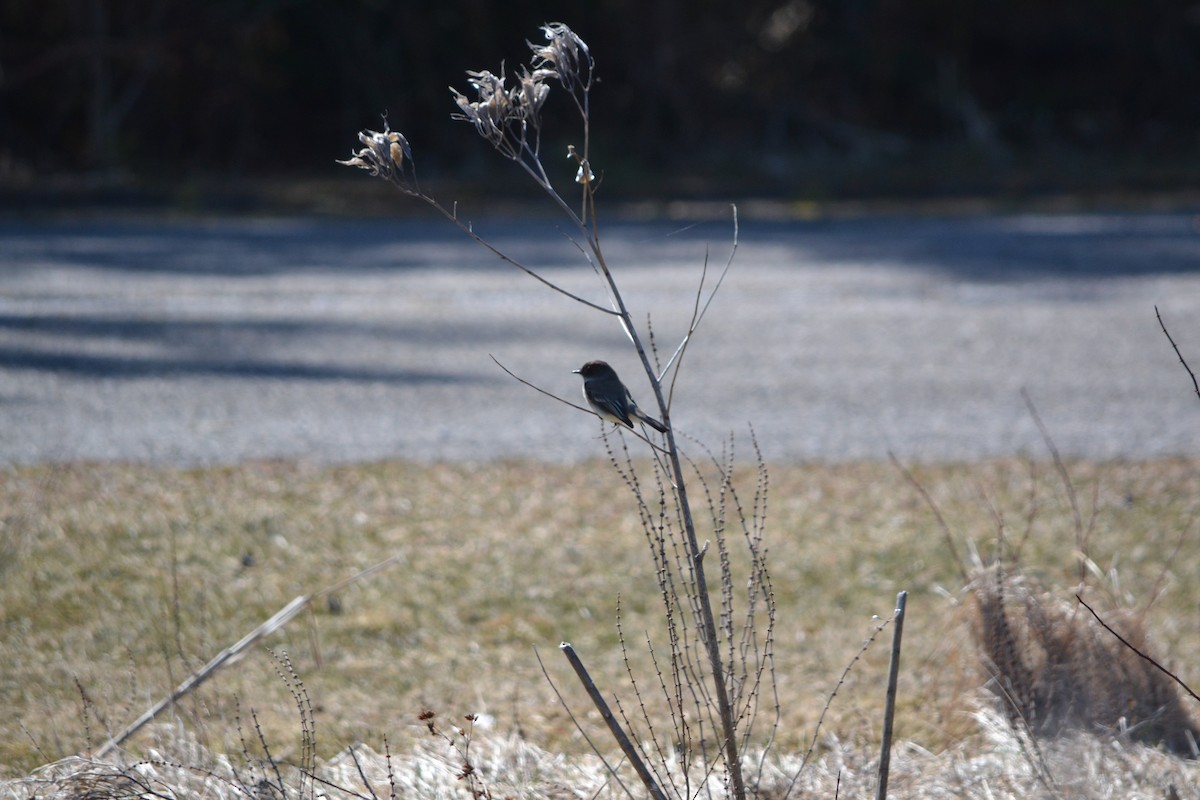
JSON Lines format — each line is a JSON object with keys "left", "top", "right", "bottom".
{"left": 875, "top": 591, "right": 908, "bottom": 800}
{"left": 93, "top": 596, "right": 309, "bottom": 759}
{"left": 561, "top": 643, "right": 669, "bottom": 800}
{"left": 888, "top": 452, "right": 968, "bottom": 583}
{"left": 1155, "top": 305, "right": 1200, "bottom": 402}
{"left": 1021, "top": 388, "right": 1086, "bottom": 584}
{"left": 1076, "top": 594, "right": 1200, "bottom": 703}
{"left": 782, "top": 614, "right": 893, "bottom": 800}
{"left": 348, "top": 744, "right": 381, "bottom": 800}
{"left": 93, "top": 555, "right": 404, "bottom": 758}
{"left": 665, "top": 206, "right": 739, "bottom": 406}
{"left": 439, "top": 193, "right": 618, "bottom": 314}
{"left": 489, "top": 354, "right": 590, "bottom": 415}
{"left": 490, "top": 355, "right": 668, "bottom": 453}
{"left": 316, "top": 553, "right": 406, "bottom": 600}
{"left": 340, "top": 130, "right": 616, "bottom": 315}
{"left": 533, "top": 645, "right": 637, "bottom": 800}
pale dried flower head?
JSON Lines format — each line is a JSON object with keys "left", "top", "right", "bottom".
{"left": 448, "top": 23, "right": 590, "bottom": 159}
{"left": 517, "top": 68, "right": 551, "bottom": 117}
{"left": 337, "top": 126, "right": 415, "bottom": 189}
{"left": 450, "top": 70, "right": 510, "bottom": 146}
{"left": 342, "top": 23, "right": 593, "bottom": 189}
{"left": 449, "top": 67, "right": 550, "bottom": 158}
{"left": 567, "top": 144, "right": 594, "bottom": 185}
{"left": 529, "top": 22, "right": 592, "bottom": 91}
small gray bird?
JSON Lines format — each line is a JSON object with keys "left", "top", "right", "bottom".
{"left": 574, "top": 360, "right": 668, "bottom": 433}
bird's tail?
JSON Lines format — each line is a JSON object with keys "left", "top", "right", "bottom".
{"left": 636, "top": 410, "right": 669, "bottom": 433}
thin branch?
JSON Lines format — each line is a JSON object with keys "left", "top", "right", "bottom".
{"left": 1021, "top": 388, "right": 1086, "bottom": 584}
{"left": 315, "top": 553, "right": 406, "bottom": 600}
{"left": 561, "top": 643, "right": 669, "bottom": 800}
{"left": 888, "top": 452, "right": 968, "bottom": 583}
{"left": 94, "top": 596, "right": 310, "bottom": 759}
{"left": 875, "top": 591, "right": 908, "bottom": 800}
{"left": 782, "top": 613, "right": 893, "bottom": 800}
{"left": 489, "top": 354, "right": 590, "bottom": 415}
{"left": 532, "top": 643, "right": 636, "bottom": 800}
{"left": 1076, "top": 594, "right": 1200, "bottom": 703}
{"left": 340, "top": 123, "right": 612, "bottom": 314}
{"left": 1155, "top": 305, "right": 1200, "bottom": 403}
{"left": 307, "top": 770, "right": 375, "bottom": 800}
{"left": 427, "top": 195, "right": 617, "bottom": 314}
{"left": 93, "top": 555, "right": 404, "bottom": 758}
{"left": 665, "top": 248, "right": 709, "bottom": 409}
{"left": 665, "top": 206, "right": 739, "bottom": 407}
{"left": 490, "top": 355, "right": 668, "bottom": 453}
{"left": 348, "top": 744, "right": 381, "bottom": 800}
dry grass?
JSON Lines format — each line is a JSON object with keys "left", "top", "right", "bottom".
{"left": 1, "top": 456, "right": 1198, "bottom": 794}
{"left": 972, "top": 567, "right": 1200, "bottom": 757}
{"left": 6, "top": 710, "right": 1197, "bottom": 800}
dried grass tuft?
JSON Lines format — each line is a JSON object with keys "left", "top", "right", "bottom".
{"left": 970, "top": 566, "right": 1200, "bottom": 757}
{"left": 5, "top": 710, "right": 1196, "bottom": 800}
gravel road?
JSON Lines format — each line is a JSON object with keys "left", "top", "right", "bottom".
{"left": 1, "top": 210, "right": 1198, "bottom": 465}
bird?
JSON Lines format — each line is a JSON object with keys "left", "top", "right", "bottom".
{"left": 573, "top": 360, "right": 668, "bottom": 433}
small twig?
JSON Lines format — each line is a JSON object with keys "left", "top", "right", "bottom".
{"left": 316, "top": 553, "right": 406, "bottom": 600}
{"left": 251, "top": 708, "right": 287, "bottom": 796}
{"left": 665, "top": 205, "right": 739, "bottom": 407}
{"left": 424, "top": 189, "right": 617, "bottom": 314}
{"left": 93, "top": 595, "right": 309, "bottom": 759}
{"left": 1021, "top": 388, "right": 1086, "bottom": 583}
{"left": 533, "top": 645, "right": 636, "bottom": 800}
{"left": 985, "top": 674, "right": 1061, "bottom": 796}
{"left": 489, "top": 354, "right": 592, "bottom": 415}
{"left": 349, "top": 744, "right": 381, "bottom": 800}
{"left": 782, "top": 614, "right": 892, "bottom": 800}
{"left": 490, "top": 355, "right": 669, "bottom": 453}
{"left": 93, "top": 555, "right": 404, "bottom": 758}
{"left": 888, "top": 452, "right": 968, "bottom": 583}
{"left": 1076, "top": 594, "right": 1200, "bottom": 702}
{"left": 561, "top": 642, "right": 669, "bottom": 800}
{"left": 308, "top": 766, "right": 376, "bottom": 800}
{"left": 875, "top": 591, "right": 907, "bottom": 800}
{"left": 1155, "top": 305, "right": 1200, "bottom": 402}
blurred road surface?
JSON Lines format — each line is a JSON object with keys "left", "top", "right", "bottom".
{"left": 1, "top": 209, "right": 1198, "bottom": 465}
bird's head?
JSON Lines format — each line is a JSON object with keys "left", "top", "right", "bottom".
{"left": 574, "top": 360, "right": 614, "bottom": 378}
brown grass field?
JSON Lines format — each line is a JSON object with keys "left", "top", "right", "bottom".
{"left": 1, "top": 455, "right": 1198, "bottom": 797}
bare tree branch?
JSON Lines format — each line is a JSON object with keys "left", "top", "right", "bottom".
{"left": 489, "top": 354, "right": 590, "bottom": 415}
{"left": 875, "top": 591, "right": 908, "bottom": 800}
{"left": 561, "top": 643, "right": 669, "bottom": 800}
{"left": 489, "top": 355, "right": 667, "bottom": 453}
{"left": 1076, "top": 593, "right": 1200, "bottom": 702}
{"left": 665, "top": 206, "right": 739, "bottom": 408}
{"left": 1021, "top": 388, "right": 1087, "bottom": 585}
{"left": 425, "top": 194, "right": 619, "bottom": 315}
{"left": 888, "top": 452, "right": 968, "bottom": 583}
{"left": 94, "top": 555, "right": 404, "bottom": 758}
{"left": 1155, "top": 305, "right": 1200, "bottom": 403}
{"left": 533, "top": 645, "right": 637, "bottom": 800}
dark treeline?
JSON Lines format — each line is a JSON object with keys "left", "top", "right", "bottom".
{"left": 2, "top": 0, "right": 1198, "bottom": 198}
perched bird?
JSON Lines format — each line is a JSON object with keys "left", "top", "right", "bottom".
{"left": 574, "top": 360, "right": 668, "bottom": 433}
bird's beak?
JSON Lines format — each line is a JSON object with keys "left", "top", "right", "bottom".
{"left": 572, "top": 368, "right": 581, "bottom": 374}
